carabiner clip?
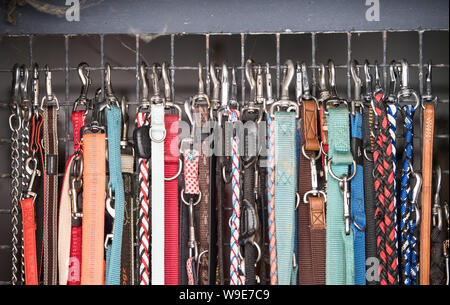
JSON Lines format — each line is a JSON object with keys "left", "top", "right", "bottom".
{"left": 104, "top": 63, "right": 119, "bottom": 108}
{"left": 40, "top": 65, "right": 59, "bottom": 111}
{"left": 350, "top": 60, "right": 363, "bottom": 115}
{"left": 210, "top": 63, "right": 220, "bottom": 109}
{"left": 73, "top": 62, "right": 91, "bottom": 114}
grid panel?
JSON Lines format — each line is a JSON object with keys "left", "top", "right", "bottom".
{"left": 0, "top": 30, "right": 448, "bottom": 285}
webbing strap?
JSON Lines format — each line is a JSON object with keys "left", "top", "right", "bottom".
{"left": 58, "top": 155, "right": 75, "bottom": 285}
{"left": 42, "top": 106, "right": 58, "bottom": 285}
{"left": 326, "top": 107, "right": 354, "bottom": 285}
{"left": 266, "top": 113, "right": 278, "bottom": 285}
{"left": 150, "top": 103, "right": 165, "bottom": 285}
{"left": 120, "top": 152, "right": 135, "bottom": 285}
{"left": 273, "top": 111, "right": 296, "bottom": 285}
{"left": 81, "top": 133, "right": 106, "bottom": 285}
{"left": 350, "top": 112, "right": 366, "bottom": 285}
{"left": 21, "top": 197, "right": 38, "bottom": 285}
{"left": 105, "top": 105, "right": 126, "bottom": 285}
{"left": 420, "top": 104, "right": 435, "bottom": 285}
{"left": 164, "top": 114, "right": 180, "bottom": 285}
{"left": 362, "top": 106, "right": 377, "bottom": 284}
{"left": 229, "top": 109, "right": 243, "bottom": 285}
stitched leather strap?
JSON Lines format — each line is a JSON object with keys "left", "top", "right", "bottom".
{"left": 21, "top": 197, "right": 38, "bottom": 285}
{"left": 150, "top": 103, "right": 165, "bottom": 285}
{"left": 274, "top": 111, "right": 296, "bottom": 285}
{"left": 420, "top": 104, "right": 435, "bottom": 285}
{"left": 43, "top": 106, "right": 58, "bottom": 285}
{"left": 326, "top": 106, "right": 354, "bottom": 285}
{"left": 350, "top": 112, "right": 366, "bottom": 285}
{"left": 81, "top": 133, "right": 106, "bottom": 285}
{"left": 298, "top": 100, "right": 326, "bottom": 285}
{"left": 164, "top": 114, "right": 180, "bottom": 285}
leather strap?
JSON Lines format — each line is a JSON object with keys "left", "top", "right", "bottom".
{"left": 326, "top": 106, "right": 354, "bottom": 285}
{"left": 164, "top": 114, "right": 180, "bottom": 284}
{"left": 150, "top": 103, "right": 165, "bottom": 285}
{"left": 21, "top": 197, "right": 38, "bottom": 285}
{"left": 350, "top": 111, "right": 366, "bottom": 285}
{"left": 42, "top": 105, "right": 58, "bottom": 285}
{"left": 105, "top": 105, "right": 126, "bottom": 285}
{"left": 298, "top": 100, "right": 326, "bottom": 285}
{"left": 81, "top": 132, "right": 106, "bottom": 285}
{"left": 420, "top": 104, "right": 435, "bottom": 285}
{"left": 273, "top": 111, "right": 296, "bottom": 285}
{"left": 193, "top": 104, "right": 211, "bottom": 285}
{"left": 121, "top": 149, "right": 135, "bottom": 285}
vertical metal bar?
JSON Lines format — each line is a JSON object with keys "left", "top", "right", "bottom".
{"left": 100, "top": 34, "right": 105, "bottom": 100}
{"left": 65, "top": 35, "right": 70, "bottom": 160}
{"left": 418, "top": 30, "right": 424, "bottom": 170}
{"left": 170, "top": 34, "right": 175, "bottom": 102}
{"left": 241, "top": 33, "right": 245, "bottom": 102}
{"left": 276, "top": 33, "right": 280, "bottom": 99}
{"left": 136, "top": 34, "right": 140, "bottom": 103}
{"left": 383, "top": 31, "right": 387, "bottom": 89}
{"left": 311, "top": 33, "right": 316, "bottom": 97}
{"left": 28, "top": 35, "right": 33, "bottom": 67}
{"left": 347, "top": 32, "right": 352, "bottom": 99}
{"left": 205, "top": 34, "right": 210, "bottom": 96}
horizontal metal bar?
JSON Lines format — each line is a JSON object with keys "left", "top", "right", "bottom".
{"left": 0, "top": 244, "right": 10, "bottom": 251}
{"left": 0, "top": 209, "right": 10, "bottom": 214}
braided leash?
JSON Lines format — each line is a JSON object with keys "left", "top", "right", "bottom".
{"left": 228, "top": 108, "right": 243, "bottom": 285}
{"left": 136, "top": 112, "right": 150, "bottom": 285}
{"left": 373, "top": 92, "right": 398, "bottom": 285}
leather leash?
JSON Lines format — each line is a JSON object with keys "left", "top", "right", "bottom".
{"left": 420, "top": 61, "right": 437, "bottom": 285}
{"left": 297, "top": 62, "right": 326, "bottom": 285}
{"left": 41, "top": 66, "right": 59, "bottom": 285}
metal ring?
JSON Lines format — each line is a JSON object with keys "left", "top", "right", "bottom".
{"left": 303, "top": 190, "right": 327, "bottom": 204}
{"left": 301, "top": 144, "right": 322, "bottom": 161}
{"left": 181, "top": 189, "right": 202, "bottom": 206}
{"left": 363, "top": 148, "right": 373, "bottom": 162}
{"left": 164, "top": 159, "right": 182, "bottom": 181}
{"left": 320, "top": 141, "right": 328, "bottom": 158}
{"left": 9, "top": 113, "right": 21, "bottom": 132}
{"left": 327, "top": 159, "right": 357, "bottom": 182}
{"left": 149, "top": 126, "right": 166, "bottom": 143}
{"left": 222, "top": 164, "right": 232, "bottom": 184}
{"left": 295, "top": 192, "right": 300, "bottom": 210}
{"left": 352, "top": 217, "right": 366, "bottom": 231}
{"left": 198, "top": 250, "right": 209, "bottom": 264}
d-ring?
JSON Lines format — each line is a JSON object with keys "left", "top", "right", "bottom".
{"left": 302, "top": 144, "right": 322, "bottom": 161}
{"left": 352, "top": 217, "right": 365, "bottom": 231}
{"left": 164, "top": 159, "right": 182, "bottom": 181}
{"left": 222, "top": 165, "right": 232, "bottom": 184}
{"left": 327, "top": 159, "right": 357, "bottom": 182}
{"left": 181, "top": 189, "right": 202, "bottom": 206}
{"left": 149, "top": 127, "right": 166, "bottom": 143}
{"left": 295, "top": 192, "right": 300, "bottom": 210}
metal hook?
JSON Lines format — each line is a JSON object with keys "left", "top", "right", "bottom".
{"left": 20, "top": 65, "right": 30, "bottom": 102}
{"left": 280, "top": 59, "right": 294, "bottom": 100}
{"left": 301, "top": 61, "right": 312, "bottom": 99}
{"left": 400, "top": 58, "right": 409, "bottom": 90}
{"left": 245, "top": 59, "right": 256, "bottom": 102}
{"left": 411, "top": 171, "right": 422, "bottom": 226}
{"left": 162, "top": 62, "right": 171, "bottom": 102}
{"left": 318, "top": 63, "right": 327, "bottom": 93}
{"left": 74, "top": 62, "right": 91, "bottom": 113}
{"left": 327, "top": 60, "right": 337, "bottom": 97}
{"left": 12, "top": 64, "right": 21, "bottom": 101}
{"left": 230, "top": 66, "right": 238, "bottom": 107}
{"left": 32, "top": 63, "right": 39, "bottom": 109}
{"left": 139, "top": 62, "right": 149, "bottom": 105}
{"left": 425, "top": 60, "right": 432, "bottom": 97}
{"left": 435, "top": 166, "right": 442, "bottom": 205}
{"left": 387, "top": 60, "right": 398, "bottom": 102}
{"left": 351, "top": 60, "right": 362, "bottom": 101}
{"left": 210, "top": 63, "right": 220, "bottom": 107}
{"left": 265, "top": 63, "right": 274, "bottom": 105}
{"left": 374, "top": 61, "right": 382, "bottom": 92}
{"left": 150, "top": 63, "right": 163, "bottom": 102}
{"left": 363, "top": 60, "right": 373, "bottom": 98}
{"left": 220, "top": 62, "right": 229, "bottom": 108}
{"left": 256, "top": 64, "right": 264, "bottom": 104}
{"left": 295, "top": 62, "right": 303, "bottom": 101}
{"left": 198, "top": 62, "right": 205, "bottom": 95}
{"left": 44, "top": 65, "right": 52, "bottom": 100}
{"left": 120, "top": 96, "right": 129, "bottom": 147}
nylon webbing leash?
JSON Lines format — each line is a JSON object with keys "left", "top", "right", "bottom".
{"left": 161, "top": 63, "right": 182, "bottom": 285}
{"left": 134, "top": 63, "right": 151, "bottom": 285}
{"left": 420, "top": 61, "right": 437, "bottom": 285}
{"left": 325, "top": 60, "right": 355, "bottom": 285}
{"left": 41, "top": 66, "right": 59, "bottom": 285}
{"left": 395, "top": 59, "right": 421, "bottom": 285}
{"left": 119, "top": 97, "right": 135, "bottom": 285}
{"left": 350, "top": 61, "right": 366, "bottom": 285}
{"left": 296, "top": 62, "right": 326, "bottom": 285}
{"left": 103, "top": 64, "right": 126, "bottom": 285}
{"left": 269, "top": 60, "right": 298, "bottom": 285}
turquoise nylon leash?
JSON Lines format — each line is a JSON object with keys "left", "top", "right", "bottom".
{"left": 326, "top": 107, "right": 355, "bottom": 285}
{"left": 105, "top": 105, "right": 126, "bottom": 285}
{"left": 274, "top": 111, "right": 297, "bottom": 285}
{"left": 350, "top": 111, "right": 366, "bottom": 285}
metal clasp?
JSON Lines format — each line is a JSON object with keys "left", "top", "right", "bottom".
{"left": 69, "top": 154, "right": 83, "bottom": 220}
{"left": 138, "top": 62, "right": 151, "bottom": 112}
{"left": 73, "top": 62, "right": 91, "bottom": 114}
{"left": 350, "top": 60, "right": 363, "bottom": 115}
{"left": 40, "top": 65, "right": 60, "bottom": 111}
{"left": 397, "top": 59, "right": 420, "bottom": 109}
{"left": 269, "top": 59, "right": 299, "bottom": 118}
{"left": 21, "top": 157, "right": 41, "bottom": 201}
{"left": 421, "top": 60, "right": 438, "bottom": 108}
{"left": 432, "top": 166, "right": 442, "bottom": 230}
{"left": 410, "top": 168, "right": 422, "bottom": 225}
{"left": 192, "top": 62, "right": 211, "bottom": 109}
{"left": 104, "top": 185, "right": 115, "bottom": 249}
{"left": 104, "top": 63, "right": 120, "bottom": 108}
{"left": 265, "top": 63, "right": 274, "bottom": 106}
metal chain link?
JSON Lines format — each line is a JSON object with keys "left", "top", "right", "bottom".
{"left": 19, "top": 117, "right": 30, "bottom": 284}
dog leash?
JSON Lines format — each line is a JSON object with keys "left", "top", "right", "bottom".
{"left": 420, "top": 61, "right": 437, "bottom": 285}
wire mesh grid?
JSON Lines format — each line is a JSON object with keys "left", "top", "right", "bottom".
{"left": 0, "top": 29, "right": 448, "bottom": 284}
